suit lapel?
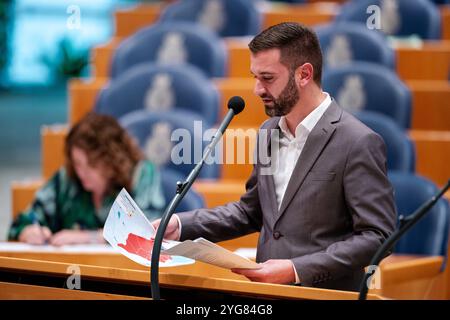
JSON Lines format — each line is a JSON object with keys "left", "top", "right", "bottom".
{"left": 276, "top": 101, "right": 342, "bottom": 221}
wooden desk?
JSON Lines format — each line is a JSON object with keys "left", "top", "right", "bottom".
{"left": 0, "top": 245, "right": 447, "bottom": 300}
{"left": 0, "top": 249, "right": 383, "bottom": 300}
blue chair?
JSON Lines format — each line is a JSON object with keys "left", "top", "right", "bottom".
{"left": 388, "top": 172, "right": 450, "bottom": 270}
{"left": 161, "top": 169, "right": 205, "bottom": 212}
{"left": 315, "top": 22, "right": 395, "bottom": 69}
{"left": 266, "top": 0, "right": 306, "bottom": 3}
{"left": 159, "top": 0, "right": 262, "bottom": 37}
{"left": 111, "top": 22, "right": 227, "bottom": 79}
{"left": 95, "top": 63, "right": 219, "bottom": 126}
{"left": 355, "top": 111, "right": 415, "bottom": 172}
{"left": 120, "top": 110, "right": 221, "bottom": 179}
{"left": 323, "top": 62, "right": 411, "bottom": 129}
{"left": 336, "top": 0, "right": 441, "bottom": 40}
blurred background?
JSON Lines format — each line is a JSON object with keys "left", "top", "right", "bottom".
{"left": 0, "top": 0, "right": 150, "bottom": 239}
{"left": 1, "top": 0, "right": 449, "bottom": 245}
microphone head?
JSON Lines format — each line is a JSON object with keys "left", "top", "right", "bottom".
{"left": 227, "top": 96, "right": 245, "bottom": 115}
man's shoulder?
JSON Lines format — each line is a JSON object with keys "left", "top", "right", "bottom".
{"left": 336, "top": 109, "right": 379, "bottom": 141}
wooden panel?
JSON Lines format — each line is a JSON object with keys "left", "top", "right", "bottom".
{"left": 214, "top": 77, "right": 267, "bottom": 127}
{"left": 376, "top": 256, "right": 447, "bottom": 299}
{"left": 114, "top": 4, "right": 161, "bottom": 38}
{"left": 396, "top": 41, "right": 450, "bottom": 81}
{"left": 0, "top": 281, "right": 149, "bottom": 300}
{"left": 262, "top": 4, "right": 337, "bottom": 30}
{"left": 442, "top": 6, "right": 450, "bottom": 41}
{"left": 409, "top": 130, "right": 450, "bottom": 187}
{"left": 225, "top": 38, "right": 251, "bottom": 78}
{"left": 11, "top": 180, "right": 44, "bottom": 219}
{"left": 193, "top": 180, "right": 245, "bottom": 208}
{"left": 91, "top": 38, "right": 121, "bottom": 78}
{"left": 221, "top": 125, "right": 257, "bottom": 180}
{"left": 407, "top": 80, "right": 450, "bottom": 131}
{"left": 69, "top": 78, "right": 107, "bottom": 125}
{"left": 41, "top": 125, "right": 68, "bottom": 180}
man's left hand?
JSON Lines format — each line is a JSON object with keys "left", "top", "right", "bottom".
{"left": 231, "top": 259, "right": 296, "bottom": 284}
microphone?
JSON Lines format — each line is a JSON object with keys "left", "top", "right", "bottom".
{"left": 150, "top": 96, "right": 245, "bottom": 300}
{"left": 358, "top": 179, "right": 450, "bottom": 300}
{"left": 228, "top": 95, "right": 245, "bottom": 115}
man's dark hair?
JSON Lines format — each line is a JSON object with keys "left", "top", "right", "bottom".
{"left": 249, "top": 22, "right": 323, "bottom": 86}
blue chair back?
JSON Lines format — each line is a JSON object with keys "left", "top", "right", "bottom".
{"left": 356, "top": 111, "right": 415, "bottom": 172}
{"left": 111, "top": 22, "right": 227, "bottom": 78}
{"left": 315, "top": 22, "right": 395, "bottom": 69}
{"left": 323, "top": 62, "right": 411, "bottom": 129}
{"left": 159, "top": 0, "right": 261, "bottom": 37}
{"left": 95, "top": 63, "right": 219, "bottom": 126}
{"left": 389, "top": 172, "right": 450, "bottom": 270}
{"left": 160, "top": 169, "right": 205, "bottom": 212}
{"left": 336, "top": 0, "right": 441, "bottom": 39}
{"left": 120, "top": 110, "right": 221, "bottom": 179}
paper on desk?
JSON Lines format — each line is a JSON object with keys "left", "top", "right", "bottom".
{"left": 0, "top": 242, "right": 116, "bottom": 253}
{"left": 103, "top": 188, "right": 194, "bottom": 268}
{"left": 162, "top": 237, "right": 260, "bottom": 269}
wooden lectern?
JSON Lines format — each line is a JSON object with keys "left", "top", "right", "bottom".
{"left": 0, "top": 249, "right": 384, "bottom": 300}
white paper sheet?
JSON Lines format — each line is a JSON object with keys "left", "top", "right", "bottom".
{"left": 103, "top": 188, "right": 194, "bottom": 268}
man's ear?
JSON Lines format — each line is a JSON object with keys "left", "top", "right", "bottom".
{"left": 296, "top": 63, "right": 314, "bottom": 87}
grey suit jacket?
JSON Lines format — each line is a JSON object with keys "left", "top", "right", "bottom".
{"left": 178, "top": 101, "right": 397, "bottom": 291}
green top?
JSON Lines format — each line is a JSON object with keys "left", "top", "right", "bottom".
{"left": 8, "top": 160, "right": 165, "bottom": 240}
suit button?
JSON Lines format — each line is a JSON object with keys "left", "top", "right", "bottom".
{"left": 273, "top": 231, "right": 282, "bottom": 239}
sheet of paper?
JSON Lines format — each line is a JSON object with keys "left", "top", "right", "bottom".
{"left": 162, "top": 239, "right": 260, "bottom": 269}
{"left": 0, "top": 242, "right": 116, "bottom": 253}
{"left": 103, "top": 188, "right": 194, "bottom": 268}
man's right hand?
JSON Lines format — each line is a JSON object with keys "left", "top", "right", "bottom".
{"left": 19, "top": 224, "right": 52, "bottom": 245}
{"left": 151, "top": 215, "right": 180, "bottom": 241}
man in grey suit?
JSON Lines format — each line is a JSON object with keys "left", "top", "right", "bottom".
{"left": 153, "top": 22, "right": 396, "bottom": 291}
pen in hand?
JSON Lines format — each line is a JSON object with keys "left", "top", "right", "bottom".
{"left": 29, "top": 212, "right": 51, "bottom": 245}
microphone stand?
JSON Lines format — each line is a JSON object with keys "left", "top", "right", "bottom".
{"left": 150, "top": 108, "right": 239, "bottom": 300}
{"left": 358, "top": 179, "right": 450, "bottom": 300}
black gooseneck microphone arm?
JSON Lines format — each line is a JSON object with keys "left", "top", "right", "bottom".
{"left": 358, "top": 179, "right": 450, "bottom": 300}
{"left": 150, "top": 96, "right": 245, "bottom": 300}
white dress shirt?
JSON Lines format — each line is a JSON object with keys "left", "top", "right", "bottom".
{"left": 273, "top": 92, "right": 332, "bottom": 283}
{"left": 273, "top": 93, "right": 332, "bottom": 209}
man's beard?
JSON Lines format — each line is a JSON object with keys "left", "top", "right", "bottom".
{"left": 262, "top": 74, "right": 299, "bottom": 117}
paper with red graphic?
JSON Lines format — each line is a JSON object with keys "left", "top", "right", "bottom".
{"left": 104, "top": 189, "right": 259, "bottom": 270}
{"left": 103, "top": 188, "right": 194, "bottom": 267}
{"left": 117, "top": 233, "right": 171, "bottom": 263}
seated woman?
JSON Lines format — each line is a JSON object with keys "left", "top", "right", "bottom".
{"left": 9, "top": 113, "right": 165, "bottom": 245}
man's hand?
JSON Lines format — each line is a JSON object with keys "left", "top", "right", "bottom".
{"left": 49, "top": 230, "right": 97, "bottom": 246}
{"left": 19, "top": 224, "right": 52, "bottom": 245}
{"left": 151, "top": 215, "right": 180, "bottom": 240}
{"left": 231, "top": 259, "right": 296, "bottom": 284}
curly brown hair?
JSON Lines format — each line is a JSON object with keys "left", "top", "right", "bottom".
{"left": 65, "top": 112, "right": 143, "bottom": 191}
